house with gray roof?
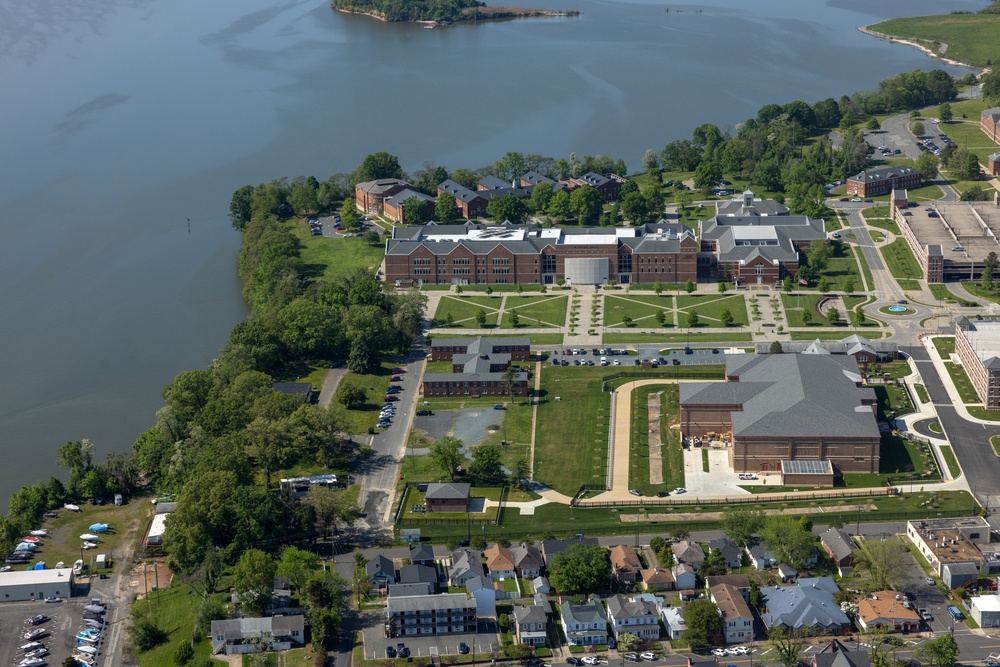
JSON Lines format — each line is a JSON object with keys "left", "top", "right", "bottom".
{"left": 514, "top": 603, "right": 549, "bottom": 646}
{"left": 409, "top": 543, "right": 436, "bottom": 566}
{"left": 606, "top": 595, "right": 660, "bottom": 640}
{"left": 425, "top": 483, "right": 471, "bottom": 512}
{"left": 511, "top": 543, "right": 543, "bottom": 578}
{"left": 819, "top": 528, "right": 856, "bottom": 577}
{"left": 366, "top": 555, "right": 396, "bottom": 594}
{"left": 811, "top": 640, "right": 871, "bottom": 667}
{"left": 761, "top": 578, "right": 850, "bottom": 635}
{"left": 680, "top": 354, "right": 880, "bottom": 476}
{"left": 450, "top": 548, "right": 486, "bottom": 587}
{"left": 559, "top": 599, "right": 608, "bottom": 646}
{"left": 211, "top": 616, "right": 304, "bottom": 655}
{"left": 388, "top": 582, "right": 435, "bottom": 597}
{"left": 706, "top": 538, "right": 743, "bottom": 569}
{"left": 672, "top": 541, "right": 705, "bottom": 571}
{"left": 540, "top": 536, "right": 600, "bottom": 566}
{"left": 399, "top": 564, "right": 438, "bottom": 591}
{"left": 386, "top": 593, "right": 477, "bottom": 637}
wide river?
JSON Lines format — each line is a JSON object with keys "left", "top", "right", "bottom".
{"left": 0, "top": 0, "right": 983, "bottom": 504}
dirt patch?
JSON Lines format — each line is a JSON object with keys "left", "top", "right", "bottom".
{"left": 620, "top": 501, "right": 877, "bottom": 522}
{"left": 648, "top": 395, "right": 663, "bottom": 485}
{"left": 130, "top": 559, "right": 174, "bottom": 598}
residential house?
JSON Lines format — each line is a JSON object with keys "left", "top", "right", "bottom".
{"left": 606, "top": 595, "right": 661, "bottom": 641}
{"left": 610, "top": 545, "right": 643, "bottom": 584}
{"left": 641, "top": 567, "right": 675, "bottom": 592}
{"left": 466, "top": 576, "right": 496, "bottom": 618}
{"left": 747, "top": 541, "right": 818, "bottom": 570}
{"left": 560, "top": 598, "right": 609, "bottom": 646}
{"left": 514, "top": 604, "right": 549, "bottom": 647}
{"left": 541, "top": 537, "right": 600, "bottom": 568}
{"left": 943, "top": 562, "right": 981, "bottom": 590}
{"left": 385, "top": 593, "right": 477, "bottom": 637}
{"left": 681, "top": 355, "right": 880, "bottom": 475}
{"left": 811, "top": 640, "right": 871, "bottom": 667}
{"left": 398, "top": 564, "right": 438, "bottom": 592}
{"left": 855, "top": 591, "right": 920, "bottom": 632}
{"left": 388, "top": 583, "right": 434, "bottom": 598}
{"left": 777, "top": 564, "right": 797, "bottom": 583}
{"left": 970, "top": 594, "right": 1000, "bottom": 628}
{"left": 211, "top": 616, "right": 305, "bottom": 655}
{"left": 450, "top": 548, "right": 486, "bottom": 587}
{"left": 366, "top": 555, "right": 396, "bottom": 595}
{"left": 761, "top": 578, "right": 851, "bottom": 635}
{"left": 672, "top": 564, "right": 697, "bottom": 590}
{"left": 673, "top": 541, "right": 705, "bottom": 571}
{"left": 485, "top": 544, "right": 517, "bottom": 580}
{"left": 820, "top": 528, "right": 856, "bottom": 577}
{"left": 711, "top": 583, "right": 754, "bottom": 644}
{"left": 661, "top": 606, "right": 687, "bottom": 640}
{"left": 532, "top": 576, "right": 552, "bottom": 594}
{"left": 706, "top": 538, "right": 743, "bottom": 569}
{"left": 705, "top": 575, "right": 750, "bottom": 602}
{"left": 272, "top": 383, "right": 315, "bottom": 403}
{"left": 425, "top": 483, "right": 471, "bottom": 512}
{"left": 409, "top": 543, "right": 436, "bottom": 567}
{"left": 512, "top": 543, "right": 544, "bottom": 578}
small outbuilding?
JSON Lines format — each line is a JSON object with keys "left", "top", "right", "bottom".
{"left": 425, "top": 483, "right": 471, "bottom": 512}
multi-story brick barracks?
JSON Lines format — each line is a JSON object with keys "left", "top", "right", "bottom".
{"left": 846, "top": 166, "right": 921, "bottom": 197}
{"left": 423, "top": 337, "right": 530, "bottom": 398}
{"left": 385, "top": 221, "right": 698, "bottom": 286}
{"left": 982, "top": 107, "right": 1000, "bottom": 146}
{"left": 697, "top": 191, "right": 826, "bottom": 286}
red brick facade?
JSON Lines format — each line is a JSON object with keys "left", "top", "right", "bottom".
{"left": 422, "top": 377, "right": 529, "bottom": 398}
{"left": 982, "top": 108, "right": 1000, "bottom": 146}
{"left": 355, "top": 179, "right": 410, "bottom": 215}
{"left": 846, "top": 168, "right": 921, "bottom": 197}
{"left": 430, "top": 339, "right": 530, "bottom": 362}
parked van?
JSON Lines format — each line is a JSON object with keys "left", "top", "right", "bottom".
{"left": 600, "top": 357, "right": 608, "bottom": 366}
{"left": 946, "top": 605, "right": 965, "bottom": 620}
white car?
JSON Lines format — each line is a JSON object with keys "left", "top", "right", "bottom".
{"left": 711, "top": 649, "right": 727, "bottom": 657}
{"left": 640, "top": 653, "right": 657, "bottom": 661}
{"left": 734, "top": 646, "right": 750, "bottom": 654}
{"left": 582, "top": 657, "right": 600, "bottom": 665}
{"left": 673, "top": 487, "right": 687, "bottom": 494}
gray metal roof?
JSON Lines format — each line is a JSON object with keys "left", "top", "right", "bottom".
{"left": 399, "top": 564, "right": 437, "bottom": 586}
{"left": 511, "top": 543, "right": 542, "bottom": 570}
{"left": 820, "top": 527, "right": 855, "bottom": 562}
{"left": 753, "top": 335, "right": 897, "bottom": 355}
{"left": 386, "top": 592, "right": 475, "bottom": 614}
{"left": 761, "top": 578, "right": 849, "bottom": 630}
{"left": 450, "top": 548, "right": 485, "bottom": 581}
{"left": 681, "top": 355, "right": 879, "bottom": 439}
{"left": 385, "top": 188, "right": 435, "bottom": 207}
{"left": 388, "top": 582, "right": 434, "bottom": 597}
{"left": 410, "top": 543, "right": 436, "bottom": 562}
{"left": 514, "top": 604, "right": 549, "bottom": 625}
{"left": 849, "top": 166, "right": 918, "bottom": 183}
{"left": 560, "top": 599, "right": 607, "bottom": 625}
{"left": 366, "top": 555, "right": 395, "bottom": 579}
{"left": 782, "top": 460, "right": 834, "bottom": 475}
{"left": 607, "top": 594, "right": 658, "bottom": 621}
{"left": 426, "top": 483, "right": 470, "bottom": 500}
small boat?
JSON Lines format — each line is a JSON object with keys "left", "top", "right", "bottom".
{"left": 54, "top": 562, "right": 64, "bottom": 569}
{"left": 84, "top": 620, "right": 103, "bottom": 630}
{"left": 77, "top": 628, "right": 100, "bottom": 639}
{"left": 23, "top": 629, "right": 48, "bottom": 640}
{"left": 72, "top": 655, "right": 96, "bottom": 666}
{"left": 84, "top": 604, "right": 105, "bottom": 614}
{"left": 89, "top": 524, "right": 109, "bottom": 533}
{"left": 75, "top": 646, "right": 98, "bottom": 656}
{"left": 64, "top": 504, "right": 80, "bottom": 512}
{"left": 15, "top": 543, "right": 37, "bottom": 551}
{"left": 33, "top": 563, "right": 45, "bottom": 571}
{"left": 19, "top": 642, "right": 44, "bottom": 652}
{"left": 29, "top": 530, "right": 47, "bottom": 537}
{"left": 27, "top": 614, "right": 49, "bottom": 625}
{"left": 25, "top": 649, "right": 48, "bottom": 659}
{"left": 79, "top": 534, "right": 99, "bottom": 542}
{"left": 19, "top": 658, "right": 47, "bottom": 667}
{"left": 1, "top": 566, "right": 12, "bottom": 572}
{"left": 21, "top": 536, "right": 39, "bottom": 543}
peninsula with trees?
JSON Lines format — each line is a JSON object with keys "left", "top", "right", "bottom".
{"left": 331, "top": 0, "right": 577, "bottom": 24}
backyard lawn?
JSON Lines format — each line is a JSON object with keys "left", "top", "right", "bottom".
{"left": 604, "top": 295, "right": 674, "bottom": 327}
{"left": 676, "top": 294, "right": 748, "bottom": 327}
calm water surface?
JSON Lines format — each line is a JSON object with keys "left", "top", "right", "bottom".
{"left": 0, "top": 0, "right": 982, "bottom": 503}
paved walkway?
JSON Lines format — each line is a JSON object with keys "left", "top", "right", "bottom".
{"left": 317, "top": 366, "right": 347, "bottom": 407}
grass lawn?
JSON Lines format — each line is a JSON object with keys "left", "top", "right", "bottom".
{"left": 929, "top": 421, "right": 943, "bottom": 433}
{"left": 940, "top": 446, "right": 962, "bottom": 479}
{"left": 842, "top": 295, "right": 881, "bottom": 328}
{"left": 605, "top": 295, "right": 674, "bottom": 327}
{"left": 135, "top": 584, "right": 229, "bottom": 667}
{"left": 603, "top": 332, "right": 752, "bottom": 343}
{"left": 862, "top": 206, "right": 890, "bottom": 221}
{"left": 914, "top": 383, "right": 930, "bottom": 404}
{"left": 534, "top": 366, "right": 614, "bottom": 494}
{"left": 991, "top": 435, "right": 1000, "bottom": 456}
{"left": 508, "top": 295, "right": 568, "bottom": 327}
{"left": 928, "top": 284, "right": 978, "bottom": 306}
{"left": 943, "top": 362, "right": 980, "bottom": 404}
{"left": 803, "top": 243, "right": 863, "bottom": 292}
{"left": 433, "top": 296, "right": 499, "bottom": 328}
{"left": 628, "top": 384, "right": 684, "bottom": 495}
{"left": 865, "top": 217, "right": 901, "bottom": 236}
{"left": 933, "top": 336, "right": 955, "bottom": 357}
{"left": 880, "top": 238, "right": 923, "bottom": 283}
{"left": 965, "top": 406, "right": 1000, "bottom": 421}
{"left": 873, "top": 383, "right": 913, "bottom": 421}
{"left": 401, "top": 487, "right": 501, "bottom": 521}
{"left": 288, "top": 221, "right": 385, "bottom": 281}
{"left": 781, "top": 293, "right": 825, "bottom": 328}
{"left": 856, "top": 247, "right": 875, "bottom": 291}
{"left": 962, "top": 282, "right": 1000, "bottom": 304}
{"left": 874, "top": 359, "right": 912, "bottom": 380}
{"left": 676, "top": 294, "right": 748, "bottom": 327}
{"left": 789, "top": 330, "right": 882, "bottom": 341}
{"left": 462, "top": 284, "right": 545, "bottom": 293}
{"left": 429, "top": 333, "right": 565, "bottom": 346}
{"left": 339, "top": 362, "right": 395, "bottom": 434}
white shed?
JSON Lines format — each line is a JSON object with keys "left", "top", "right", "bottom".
{"left": 0, "top": 568, "right": 74, "bottom": 601}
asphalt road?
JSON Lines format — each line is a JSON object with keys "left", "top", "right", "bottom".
{"left": 904, "top": 345, "right": 1000, "bottom": 506}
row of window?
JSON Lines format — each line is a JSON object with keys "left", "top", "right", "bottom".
{"left": 425, "top": 388, "right": 511, "bottom": 396}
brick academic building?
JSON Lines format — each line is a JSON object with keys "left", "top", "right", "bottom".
{"left": 385, "top": 222, "right": 698, "bottom": 286}
{"left": 423, "top": 337, "right": 530, "bottom": 398}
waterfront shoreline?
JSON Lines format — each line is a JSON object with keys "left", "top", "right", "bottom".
{"left": 858, "top": 24, "right": 983, "bottom": 73}
{"left": 334, "top": 5, "right": 579, "bottom": 24}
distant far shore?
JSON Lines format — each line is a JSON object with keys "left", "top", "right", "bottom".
{"left": 334, "top": 5, "right": 579, "bottom": 24}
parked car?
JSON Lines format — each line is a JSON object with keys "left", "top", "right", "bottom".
{"left": 640, "top": 653, "right": 657, "bottom": 661}
{"left": 383, "top": 395, "right": 399, "bottom": 402}
{"left": 656, "top": 491, "right": 670, "bottom": 497}
{"left": 567, "top": 659, "right": 582, "bottom": 666}
{"left": 493, "top": 404, "right": 506, "bottom": 410}
{"left": 673, "top": 487, "right": 687, "bottom": 494}
{"left": 397, "top": 645, "right": 409, "bottom": 659}
{"left": 629, "top": 489, "right": 642, "bottom": 496}
{"left": 624, "top": 654, "right": 640, "bottom": 662}
{"left": 416, "top": 410, "right": 433, "bottom": 416}
{"left": 946, "top": 605, "right": 965, "bottom": 620}
{"left": 385, "top": 647, "right": 396, "bottom": 658}
{"left": 459, "top": 643, "right": 470, "bottom": 655}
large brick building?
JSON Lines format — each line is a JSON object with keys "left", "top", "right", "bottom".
{"left": 982, "top": 107, "right": 1000, "bottom": 146}
{"left": 355, "top": 178, "right": 410, "bottom": 215}
{"left": 385, "top": 222, "right": 697, "bottom": 287}
{"left": 680, "top": 354, "right": 880, "bottom": 474}
{"left": 423, "top": 336, "right": 530, "bottom": 398}
{"left": 698, "top": 191, "right": 825, "bottom": 286}
{"left": 846, "top": 166, "right": 920, "bottom": 197}
{"left": 955, "top": 316, "right": 1000, "bottom": 410}
{"left": 384, "top": 189, "right": 436, "bottom": 224}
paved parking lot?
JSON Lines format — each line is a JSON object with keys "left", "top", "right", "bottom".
{"left": 414, "top": 409, "right": 500, "bottom": 448}
{"left": 0, "top": 600, "right": 99, "bottom": 667}
{"left": 362, "top": 623, "right": 499, "bottom": 660}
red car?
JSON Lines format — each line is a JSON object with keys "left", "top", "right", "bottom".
{"left": 391, "top": 368, "right": 405, "bottom": 375}
{"left": 390, "top": 376, "right": 403, "bottom": 382}
{"left": 384, "top": 395, "right": 399, "bottom": 402}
